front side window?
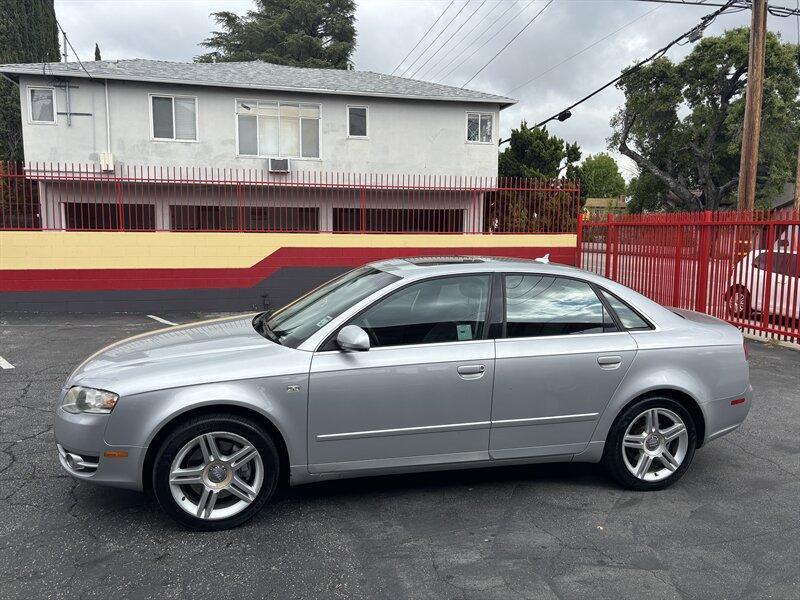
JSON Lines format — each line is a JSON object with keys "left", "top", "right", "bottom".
{"left": 151, "top": 95, "right": 197, "bottom": 141}
{"left": 29, "top": 87, "right": 55, "bottom": 123}
{"left": 505, "top": 275, "right": 614, "bottom": 338}
{"left": 262, "top": 266, "right": 399, "bottom": 348}
{"left": 466, "top": 112, "right": 492, "bottom": 143}
{"left": 348, "top": 105, "right": 368, "bottom": 137}
{"left": 236, "top": 100, "right": 320, "bottom": 158}
{"left": 351, "top": 275, "right": 490, "bottom": 347}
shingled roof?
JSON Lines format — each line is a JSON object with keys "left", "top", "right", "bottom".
{"left": 0, "top": 59, "right": 516, "bottom": 108}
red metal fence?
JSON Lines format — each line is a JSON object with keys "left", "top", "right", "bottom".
{"left": 579, "top": 209, "right": 800, "bottom": 341}
{"left": 0, "top": 162, "right": 580, "bottom": 234}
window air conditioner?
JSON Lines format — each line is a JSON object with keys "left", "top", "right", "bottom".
{"left": 268, "top": 158, "right": 290, "bottom": 173}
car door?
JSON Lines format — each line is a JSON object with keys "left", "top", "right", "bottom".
{"left": 307, "top": 274, "right": 495, "bottom": 474}
{"left": 490, "top": 274, "right": 639, "bottom": 460}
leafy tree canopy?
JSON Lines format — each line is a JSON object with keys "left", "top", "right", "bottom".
{"left": 611, "top": 28, "right": 800, "bottom": 211}
{"left": 197, "top": 0, "right": 356, "bottom": 69}
{"left": 499, "top": 122, "right": 581, "bottom": 180}
{"left": 0, "top": 0, "right": 60, "bottom": 163}
{"left": 626, "top": 171, "right": 669, "bottom": 213}
{"left": 578, "top": 153, "right": 626, "bottom": 199}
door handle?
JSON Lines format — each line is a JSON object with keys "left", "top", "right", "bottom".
{"left": 457, "top": 364, "right": 486, "bottom": 377}
{"left": 597, "top": 355, "right": 622, "bottom": 368}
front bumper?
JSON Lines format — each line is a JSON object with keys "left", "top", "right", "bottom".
{"left": 54, "top": 405, "right": 145, "bottom": 491}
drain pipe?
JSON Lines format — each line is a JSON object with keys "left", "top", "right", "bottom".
{"left": 104, "top": 79, "right": 111, "bottom": 153}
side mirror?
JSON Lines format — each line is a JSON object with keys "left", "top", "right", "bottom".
{"left": 336, "top": 325, "right": 370, "bottom": 352}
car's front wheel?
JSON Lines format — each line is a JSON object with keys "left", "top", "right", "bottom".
{"left": 152, "top": 414, "right": 279, "bottom": 530}
{"left": 602, "top": 397, "right": 696, "bottom": 491}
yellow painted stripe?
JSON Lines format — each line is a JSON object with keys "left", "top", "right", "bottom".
{"left": 0, "top": 231, "right": 576, "bottom": 270}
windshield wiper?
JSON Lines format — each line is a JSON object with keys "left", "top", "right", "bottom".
{"left": 253, "top": 311, "right": 281, "bottom": 344}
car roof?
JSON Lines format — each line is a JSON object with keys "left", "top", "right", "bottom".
{"left": 370, "top": 255, "right": 588, "bottom": 279}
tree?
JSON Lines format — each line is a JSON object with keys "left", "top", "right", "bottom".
{"left": 0, "top": 0, "right": 60, "bottom": 163}
{"left": 196, "top": 0, "right": 356, "bottom": 69}
{"left": 578, "top": 153, "right": 626, "bottom": 199}
{"left": 498, "top": 122, "right": 581, "bottom": 180}
{"left": 611, "top": 28, "right": 800, "bottom": 211}
{"left": 94, "top": 43, "right": 101, "bottom": 61}
{"left": 626, "top": 171, "right": 669, "bottom": 213}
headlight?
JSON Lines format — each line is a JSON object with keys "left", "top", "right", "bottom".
{"left": 61, "top": 386, "right": 119, "bottom": 414}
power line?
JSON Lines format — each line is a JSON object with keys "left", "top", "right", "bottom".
{"left": 626, "top": 0, "right": 800, "bottom": 15}
{"left": 461, "top": 0, "right": 555, "bottom": 88}
{"left": 390, "top": 0, "right": 455, "bottom": 76}
{"left": 408, "top": 0, "right": 489, "bottom": 79}
{"left": 432, "top": 0, "right": 534, "bottom": 82}
{"left": 416, "top": 0, "right": 501, "bottom": 80}
{"left": 398, "top": 0, "right": 471, "bottom": 78}
{"left": 499, "top": 0, "right": 737, "bottom": 143}
{"left": 506, "top": 4, "right": 663, "bottom": 95}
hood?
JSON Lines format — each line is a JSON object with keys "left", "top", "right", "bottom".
{"left": 67, "top": 314, "right": 310, "bottom": 396}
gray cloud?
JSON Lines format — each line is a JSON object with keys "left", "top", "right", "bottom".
{"left": 55, "top": 0, "right": 798, "bottom": 178}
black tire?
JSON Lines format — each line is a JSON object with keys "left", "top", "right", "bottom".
{"left": 152, "top": 413, "right": 279, "bottom": 531}
{"left": 725, "top": 286, "right": 752, "bottom": 319}
{"left": 602, "top": 396, "right": 697, "bottom": 491}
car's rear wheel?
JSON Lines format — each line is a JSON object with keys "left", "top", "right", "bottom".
{"left": 152, "top": 414, "right": 279, "bottom": 531}
{"left": 602, "top": 397, "right": 696, "bottom": 491}
{"left": 726, "top": 286, "right": 752, "bottom": 319}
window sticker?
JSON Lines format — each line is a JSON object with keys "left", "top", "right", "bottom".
{"left": 456, "top": 323, "right": 473, "bottom": 341}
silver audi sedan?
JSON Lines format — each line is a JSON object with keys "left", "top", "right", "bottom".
{"left": 55, "top": 257, "right": 753, "bottom": 530}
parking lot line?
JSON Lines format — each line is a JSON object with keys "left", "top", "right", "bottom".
{"left": 147, "top": 315, "right": 179, "bottom": 326}
{"left": 0, "top": 356, "right": 14, "bottom": 369}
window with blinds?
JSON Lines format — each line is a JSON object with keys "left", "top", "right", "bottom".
{"left": 236, "top": 100, "right": 320, "bottom": 159}
{"left": 150, "top": 95, "right": 197, "bottom": 141}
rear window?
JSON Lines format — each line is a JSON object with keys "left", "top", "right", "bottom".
{"left": 599, "top": 289, "right": 652, "bottom": 330}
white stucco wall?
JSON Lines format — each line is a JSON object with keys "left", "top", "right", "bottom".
{"left": 18, "top": 75, "right": 502, "bottom": 178}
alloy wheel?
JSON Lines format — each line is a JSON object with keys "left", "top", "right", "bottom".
{"left": 169, "top": 431, "right": 264, "bottom": 520}
{"left": 621, "top": 408, "right": 689, "bottom": 482}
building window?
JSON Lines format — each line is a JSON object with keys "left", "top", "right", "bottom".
{"left": 150, "top": 95, "right": 197, "bottom": 141}
{"left": 236, "top": 100, "right": 320, "bottom": 159}
{"left": 466, "top": 112, "right": 492, "bottom": 143}
{"left": 347, "top": 105, "right": 368, "bottom": 137}
{"left": 29, "top": 87, "right": 55, "bottom": 124}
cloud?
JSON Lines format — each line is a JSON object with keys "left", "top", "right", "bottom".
{"left": 55, "top": 0, "right": 798, "bottom": 178}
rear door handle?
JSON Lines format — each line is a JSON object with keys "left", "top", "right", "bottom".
{"left": 597, "top": 355, "right": 622, "bottom": 368}
{"left": 457, "top": 364, "right": 486, "bottom": 378}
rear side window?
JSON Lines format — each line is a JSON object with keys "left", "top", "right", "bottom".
{"left": 599, "top": 289, "right": 651, "bottom": 330}
{"left": 773, "top": 252, "right": 799, "bottom": 278}
{"left": 352, "top": 275, "right": 491, "bottom": 347}
{"left": 504, "top": 275, "right": 614, "bottom": 338}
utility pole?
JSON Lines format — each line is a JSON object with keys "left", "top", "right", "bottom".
{"left": 794, "top": 143, "right": 800, "bottom": 210}
{"left": 736, "top": 0, "right": 767, "bottom": 210}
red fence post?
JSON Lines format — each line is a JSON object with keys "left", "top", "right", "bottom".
{"left": 359, "top": 184, "right": 366, "bottom": 233}
{"left": 671, "top": 225, "right": 684, "bottom": 307}
{"left": 761, "top": 221, "right": 776, "bottom": 331}
{"left": 604, "top": 213, "right": 613, "bottom": 278}
{"left": 694, "top": 210, "right": 712, "bottom": 312}
{"left": 575, "top": 211, "right": 583, "bottom": 268}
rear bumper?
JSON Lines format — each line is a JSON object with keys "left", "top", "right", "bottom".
{"left": 704, "top": 384, "right": 753, "bottom": 443}
{"left": 54, "top": 406, "right": 145, "bottom": 491}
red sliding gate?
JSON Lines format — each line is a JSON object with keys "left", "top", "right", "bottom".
{"left": 579, "top": 209, "right": 800, "bottom": 341}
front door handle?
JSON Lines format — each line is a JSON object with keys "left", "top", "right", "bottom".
{"left": 457, "top": 364, "right": 486, "bottom": 378}
{"left": 597, "top": 355, "right": 622, "bottom": 369}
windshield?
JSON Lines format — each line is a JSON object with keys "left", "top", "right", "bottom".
{"left": 255, "top": 266, "right": 400, "bottom": 348}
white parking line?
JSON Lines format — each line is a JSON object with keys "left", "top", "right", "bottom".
{"left": 147, "top": 315, "right": 179, "bottom": 327}
{"left": 0, "top": 356, "right": 15, "bottom": 369}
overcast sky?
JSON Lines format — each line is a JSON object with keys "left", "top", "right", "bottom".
{"left": 54, "top": 0, "right": 800, "bottom": 179}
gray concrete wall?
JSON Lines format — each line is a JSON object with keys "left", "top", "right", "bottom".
{"left": 18, "top": 75, "right": 501, "bottom": 178}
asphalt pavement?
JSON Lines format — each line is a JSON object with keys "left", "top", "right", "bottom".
{"left": 1, "top": 312, "right": 798, "bottom": 599}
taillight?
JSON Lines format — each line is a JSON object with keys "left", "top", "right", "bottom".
{"left": 743, "top": 340, "right": 749, "bottom": 361}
